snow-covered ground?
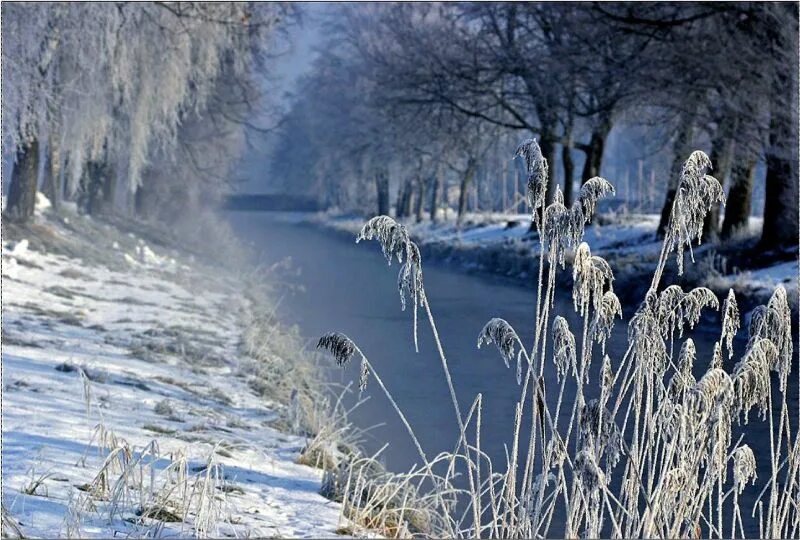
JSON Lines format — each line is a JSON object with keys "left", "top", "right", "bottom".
{"left": 2, "top": 210, "right": 347, "bottom": 537}
{"left": 313, "top": 210, "right": 797, "bottom": 309}
{"left": 318, "top": 211, "right": 659, "bottom": 254}
{"left": 710, "top": 260, "right": 799, "bottom": 302}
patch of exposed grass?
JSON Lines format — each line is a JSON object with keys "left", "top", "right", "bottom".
{"left": 58, "top": 268, "right": 92, "bottom": 280}
{"left": 142, "top": 424, "right": 177, "bottom": 436}
{"left": 215, "top": 447, "right": 234, "bottom": 458}
{"left": 115, "top": 296, "right": 158, "bottom": 307}
{"left": 20, "top": 302, "right": 85, "bottom": 326}
{"left": 217, "top": 484, "right": 245, "bottom": 495}
{"left": 206, "top": 387, "right": 233, "bottom": 406}
{"left": 136, "top": 505, "right": 183, "bottom": 523}
{"left": 2, "top": 330, "right": 44, "bottom": 349}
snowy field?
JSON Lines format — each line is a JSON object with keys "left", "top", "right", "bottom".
{"left": 1, "top": 207, "right": 346, "bottom": 538}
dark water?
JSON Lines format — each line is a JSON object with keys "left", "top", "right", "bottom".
{"left": 228, "top": 213, "right": 796, "bottom": 536}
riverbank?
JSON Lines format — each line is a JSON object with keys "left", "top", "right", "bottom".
{"left": 1, "top": 203, "right": 349, "bottom": 537}
{"left": 310, "top": 210, "right": 798, "bottom": 317}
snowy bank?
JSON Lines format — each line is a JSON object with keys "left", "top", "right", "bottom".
{"left": 310, "top": 211, "right": 797, "bottom": 315}
{"left": 1, "top": 209, "right": 349, "bottom": 538}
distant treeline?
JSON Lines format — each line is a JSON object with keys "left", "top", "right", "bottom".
{"left": 270, "top": 3, "right": 798, "bottom": 252}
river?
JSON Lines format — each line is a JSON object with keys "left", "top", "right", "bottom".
{"left": 228, "top": 212, "right": 796, "bottom": 537}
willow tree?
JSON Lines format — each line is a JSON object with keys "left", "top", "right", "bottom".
{"left": 3, "top": 3, "right": 287, "bottom": 223}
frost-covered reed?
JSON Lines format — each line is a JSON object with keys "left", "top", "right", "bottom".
{"left": 317, "top": 144, "right": 798, "bottom": 539}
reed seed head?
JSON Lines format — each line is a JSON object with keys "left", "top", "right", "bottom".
{"left": 575, "top": 448, "right": 605, "bottom": 494}
{"left": 656, "top": 285, "right": 719, "bottom": 339}
{"left": 477, "top": 318, "right": 520, "bottom": 370}
{"left": 358, "top": 357, "right": 369, "bottom": 392}
{"left": 732, "top": 444, "right": 757, "bottom": 493}
{"left": 579, "top": 399, "right": 622, "bottom": 468}
{"left": 514, "top": 138, "right": 549, "bottom": 211}
{"left": 721, "top": 288, "right": 740, "bottom": 359}
{"left": 664, "top": 151, "right": 725, "bottom": 274}
{"left": 577, "top": 177, "right": 615, "bottom": 222}
{"left": 711, "top": 341, "right": 723, "bottom": 370}
{"left": 573, "top": 243, "right": 614, "bottom": 317}
{"left": 553, "top": 316, "right": 577, "bottom": 378}
{"left": 317, "top": 332, "right": 356, "bottom": 367}
{"left": 733, "top": 337, "right": 777, "bottom": 422}
{"left": 357, "top": 215, "right": 409, "bottom": 265}
{"left": 591, "top": 291, "right": 622, "bottom": 352}
{"left": 689, "top": 367, "right": 734, "bottom": 416}
{"left": 601, "top": 354, "right": 614, "bottom": 396}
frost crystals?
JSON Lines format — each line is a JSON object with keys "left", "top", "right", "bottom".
{"left": 664, "top": 151, "right": 725, "bottom": 275}
{"left": 317, "top": 332, "right": 370, "bottom": 393}
{"left": 515, "top": 138, "right": 549, "bottom": 213}
{"left": 317, "top": 332, "right": 356, "bottom": 367}
{"left": 358, "top": 215, "right": 426, "bottom": 352}
{"left": 478, "top": 318, "right": 526, "bottom": 384}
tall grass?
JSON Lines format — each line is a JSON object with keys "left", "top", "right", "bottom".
{"left": 317, "top": 140, "right": 799, "bottom": 538}
{"left": 68, "top": 423, "right": 231, "bottom": 537}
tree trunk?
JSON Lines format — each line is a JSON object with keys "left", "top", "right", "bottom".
{"left": 44, "top": 141, "right": 61, "bottom": 211}
{"left": 457, "top": 160, "right": 476, "bottom": 226}
{"left": 414, "top": 175, "right": 426, "bottom": 223}
{"left": 134, "top": 184, "right": 147, "bottom": 217}
{"left": 375, "top": 169, "right": 390, "bottom": 217}
{"left": 580, "top": 117, "right": 612, "bottom": 184}
{"left": 759, "top": 3, "right": 799, "bottom": 251}
{"left": 395, "top": 178, "right": 409, "bottom": 218}
{"left": 501, "top": 159, "right": 508, "bottom": 212}
{"left": 703, "top": 120, "right": 737, "bottom": 240}
{"left": 430, "top": 173, "right": 440, "bottom": 223}
{"left": 60, "top": 153, "right": 71, "bottom": 203}
{"left": 539, "top": 134, "right": 557, "bottom": 206}
{"left": 102, "top": 166, "right": 117, "bottom": 213}
{"left": 562, "top": 142, "right": 575, "bottom": 208}
{"left": 5, "top": 140, "right": 40, "bottom": 223}
{"left": 402, "top": 179, "right": 414, "bottom": 217}
{"left": 473, "top": 166, "right": 480, "bottom": 213}
{"left": 759, "top": 91, "right": 799, "bottom": 251}
{"left": 79, "top": 161, "right": 106, "bottom": 215}
{"left": 657, "top": 117, "right": 695, "bottom": 237}
{"left": 41, "top": 147, "right": 54, "bottom": 206}
{"left": 720, "top": 159, "right": 756, "bottom": 240}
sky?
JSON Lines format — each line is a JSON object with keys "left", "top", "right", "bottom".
{"left": 236, "top": 3, "right": 329, "bottom": 193}
{"left": 274, "top": 4, "right": 327, "bottom": 101}
{"left": 236, "top": 2, "right": 332, "bottom": 193}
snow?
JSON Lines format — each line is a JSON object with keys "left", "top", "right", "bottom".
{"left": 317, "top": 211, "right": 665, "bottom": 272}
{"left": 2, "top": 224, "right": 347, "bottom": 537}
{"left": 711, "top": 260, "right": 799, "bottom": 300}
{"left": 313, "top": 211, "right": 796, "bottom": 307}
{"left": 34, "top": 192, "right": 52, "bottom": 214}
{"left": 746, "top": 260, "right": 799, "bottom": 283}
{"left": 8, "top": 239, "right": 29, "bottom": 257}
